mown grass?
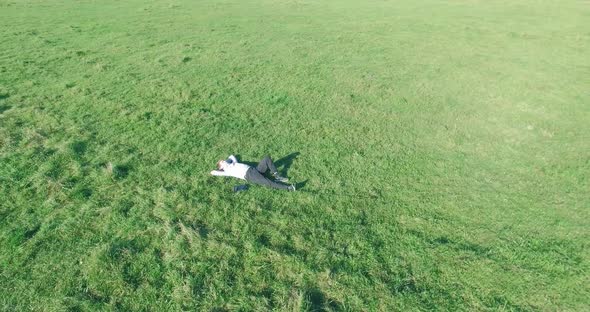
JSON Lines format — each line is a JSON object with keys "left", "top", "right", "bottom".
{"left": 1, "top": 0, "right": 589, "bottom": 310}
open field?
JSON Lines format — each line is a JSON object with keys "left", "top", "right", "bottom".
{"left": 1, "top": 0, "right": 589, "bottom": 310}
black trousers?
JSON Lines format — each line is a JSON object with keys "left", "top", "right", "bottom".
{"left": 244, "top": 155, "right": 290, "bottom": 190}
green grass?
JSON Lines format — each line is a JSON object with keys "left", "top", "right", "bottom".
{"left": 1, "top": 0, "right": 589, "bottom": 310}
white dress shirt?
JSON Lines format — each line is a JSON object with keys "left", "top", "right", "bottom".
{"left": 210, "top": 155, "right": 251, "bottom": 180}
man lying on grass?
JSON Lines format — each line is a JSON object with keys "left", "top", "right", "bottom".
{"left": 210, "top": 155, "right": 295, "bottom": 191}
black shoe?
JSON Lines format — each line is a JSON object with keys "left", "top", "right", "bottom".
{"left": 233, "top": 185, "right": 248, "bottom": 192}
{"left": 273, "top": 172, "right": 288, "bottom": 183}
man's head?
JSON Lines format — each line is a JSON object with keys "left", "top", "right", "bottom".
{"left": 217, "top": 160, "right": 227, "bottom": 170}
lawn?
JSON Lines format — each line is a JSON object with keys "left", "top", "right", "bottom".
{"left": 0, "top": 0, "right": 588, "bottom": 310}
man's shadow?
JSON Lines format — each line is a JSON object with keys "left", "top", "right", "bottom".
{"left": 237, "top": 152, "right": 307, "bottom": 189}
{"left": 274, "top": 152, "right": 300, "bottom": 176}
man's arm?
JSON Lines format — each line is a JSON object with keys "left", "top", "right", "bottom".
{"left": 210, "top": 170, "right": 229, "bottom": 177}
{"left": 228, "top": 155, "right": 238, "bottom": 164}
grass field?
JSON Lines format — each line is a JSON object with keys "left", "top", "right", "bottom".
{"left": 1, "top": 0, "right": 589, "bottom": 310}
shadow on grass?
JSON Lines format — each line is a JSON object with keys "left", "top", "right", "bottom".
{"left": 295, "top": 179, "right": 309, "bottom": 190}
{"left": 235, "top": 152, "right": 300, "bottom": 177}
{"left": 306, "top": 287, "right": 343, "bottom": 311}
{"left": 24, "top": 224, "right": 41, "bottom": 241}
{"left": 275, "top": 152, "right": 300, "bottom": 176}
{"left": 70, "top": 140, "right": 88, "bottom": 157}
{"left": 190, "top": 220, "right": 209, "bottom": 239}
{"left": 114, "top": 164, "right": 131, "bottom": 180}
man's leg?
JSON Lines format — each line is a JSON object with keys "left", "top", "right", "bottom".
{"left": 256, "top": 155, "right": 278, "bottom": 174}
{"left": 256, "top": 155, "right": 288, "bottom": 182}
{"left": 245, "top": 168, "right": 292, "bottom": 191}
